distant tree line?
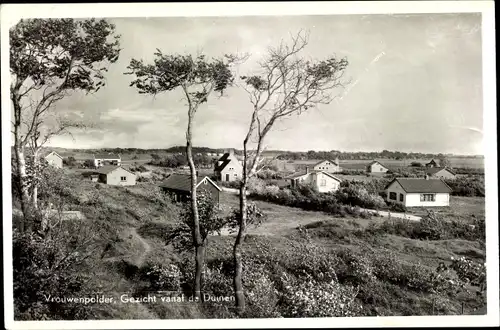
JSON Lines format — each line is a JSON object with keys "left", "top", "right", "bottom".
{"left": 274, "top": 150, "right": 481, "bottom": 161}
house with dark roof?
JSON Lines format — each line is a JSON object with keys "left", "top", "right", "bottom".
{"left": 94, "top": 153, "right": 121, "bottom": 168}
{"left": 286, "top": 167, "right": 342, "bottom": 193}
{"left": 425, "top": 167, "right": 456, "bottom": 180}
{"left": 214, "top": 149, "right": 242, "bottom": 182}
{"left": 159, "top": 173, "right": 222, "bottom": 203}
{"left": 425, "top": 159, "right": 440, "bottom": 168}
{"left": 384, "top": 177, "right": 453, "bottom": 207}
{"left": 366, "top": 160, "right": 389, "bottom": 174}
{"left": 312, "top": 158, "right": 341, "bottom": 173}
{"left": 95, "top": 165, "right": 136, "bottom": 186}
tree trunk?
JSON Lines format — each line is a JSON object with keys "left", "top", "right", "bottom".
{"left": 186, "top": 110, "right": 203, "bottom": 301}
{"left": 14, "top": 138, "right": 31, "bottom": 233}
{"left": 32, "top": 150, "right": 39, "bottom": 210}
{"left": 233, "top": 178, "right": 248, "bottom": 312}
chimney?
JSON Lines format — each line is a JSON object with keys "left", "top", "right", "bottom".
{"left": 305, "top": 166, "right": 309, "bottom": 174}
{"left": 425, "top": 174, "right": 430, "bottom": 180}
{"left": 335, "top": 156, "right": 340, "bottom": 165}
{"left": 229, "top": 148, "right": 234, "bottom": 156}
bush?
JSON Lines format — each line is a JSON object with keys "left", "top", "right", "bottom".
{"left": 386, "top": 201, "right": 408, "bottom": 213}
{"left": 141, "top": 263, "right": 181, "bottom": 291}
{"left": 443, "top": 177, "right": 485, "bottom": 197}
{"left": 279, "top": 273, "right": 363, "bottom": 317}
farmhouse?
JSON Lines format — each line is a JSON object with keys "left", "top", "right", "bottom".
{"left": 384, "top": 177, "right": 453, "bottom": 207}
{"left": 43, "top": 151, "right": 64, "bottom": 169}
{"left": 366, "top": 160, "right": 389, "bottom": 174}
{"left": 425, "top": 167, "right": 456, "bottom": 180}
{"left": 425, "top": 159, "right": 440, "bottom": 168}
{"left": 287, "top": 168, "right": 341, "bottom": 193}
{"left": 214, "top": 149, "right": 242, "bottom": 182}
{"left": 94, "top": 153, "right": 121, "bottom": 168}
{"left": 313, "top": 158, "right": 341, "bottom": 173}
{"left": 159, "top": 173, "right": 222, "bottom": 204}
{"left": 96, "top": 166, "right": 136, "bottom": 186}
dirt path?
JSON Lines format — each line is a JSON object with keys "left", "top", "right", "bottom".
{"left": 102, "top": 227, "right": 152, "bottom": 267}
{"left": 359, "top": 208, "right": 422, "bottom": 221}
{"left": 129, "top": 227, "right": 152, "bottom": 267}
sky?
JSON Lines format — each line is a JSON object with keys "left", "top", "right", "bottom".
{"left": 39, "top": 14, "right": 483, "bottom": 154}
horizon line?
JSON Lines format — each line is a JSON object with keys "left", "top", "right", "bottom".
{"left": 32, "top": 145, "right": 484, "bottom": 157}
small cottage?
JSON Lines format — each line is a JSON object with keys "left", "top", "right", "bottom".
{"left": 313, "top": 158, "right": 341, "bottom": 173}
{"left": 159, "top": 173, "right": 222, "bottom": 204}
{"left": 425, "top": 159, "right": 440, "bottom": 168}
{"left": 43, "top": 151, "right": 64, "bottom": 169}
{"left": 94, "top": 153, "right": 121, "bottom": 168}
{"left": 214, "top": 149, "right": 243, "bottom": 182}
{"left": 384, "top": 177, "right": 453, "bottom": 207}
{"left": 425, "top": 167, "right": 456, "bottom": 180}
{"left": 366, "top": 160, "right": 389, "bottom": 174}
{"left": 96, "top": 166, "right": 136, "bottom": 186}
{"left": 287, "top": 168, "right": 341, "bottom": 193}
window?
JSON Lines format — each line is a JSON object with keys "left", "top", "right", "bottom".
{"left": 320, "top": 179, "right": 326, "bottom": 186}
{"left": 120, "top": 176, "right": 127, "bottom": 181}
{"left": 234, "top": 173, "right": 237, "bottom": 176}
{"left": 399, "top": 193, "right": 404, "bottom": 202}
{"left": 420, "top": 194, "right": 435, "bottom": 202}
{"left": 389, "top": 192, "right": 397, "bottom": 200}
{"left": 203, "top": 179, "right": 207, "bottom": 185}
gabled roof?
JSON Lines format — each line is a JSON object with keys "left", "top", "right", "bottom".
{"left": 425, "top": 167, "right": 456, "bottom": 175}
{"left": 426, "top": 159, "right": 439, "bottom": 164}
{"left": 159, "top": 173, "right": 222, "bottom": 193}
{"left": 287, "top": 170, "right": 341, "bottom": 182}
{"left": 367, "top": 160, "right": 388, "bottom": 168}
{"left": 385, "top": 178, "right": 453, "bottom": 193}
{"left": 94, "top": 153, "right": 121, "bottom": 160}
{"left": 214, "top": 152, "right": 238, "bottom": 171}
{"left": 314, "top": 159, "right": 339, "bottom": 167}
{"left": 96, "top": 165, "right": 135, "bottom": 175}
{"left": 43, "top": 151, "right": 63, "bottom": 159}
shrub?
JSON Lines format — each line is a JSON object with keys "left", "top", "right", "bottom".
{"left": 386, "top": 201, "right": 408, "bottom": 213}
{"left": 141, "top": 263, "right": 181, "bottom": 291}
{"left": 279, "top": 273, "right": 363, "bottom": 317}
{"left": 443, "top": 177, "right": 485, "bottom": 197}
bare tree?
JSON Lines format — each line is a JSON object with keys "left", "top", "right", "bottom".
{"left": 26, "top": 115, "right": 90, "bottom": 232}
{"left": 125, "top": 51, "right": 245, "bottom": 301}
{"left": 233, "top": 30, "right": 349, "bottom": 311}
{"left": 10, "top": 18, "right": 121, "bottom": 232}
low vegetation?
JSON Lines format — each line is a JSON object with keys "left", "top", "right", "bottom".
{"left": 12, "top": 159, "right": 487, "bottom": 320}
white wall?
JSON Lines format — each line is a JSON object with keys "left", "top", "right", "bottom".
{"left": 404, "top": 193, "right": 450, "bottom": 207}
{"left": 386, "top": 181, "right": 450, "bottom": 207}
{"left": 313, "top": 172, "right": 340, "bottom": 193}
{"left": 370, "top": 163, "right": 388, "bottom": 173}
{"left": 219, "top": 154, "right": 243, "bottom": 182}
{"left": 386, "top": 181, "right": 407, "bottom": 205}
{"left": 313, "top": 161, "right": 340, "bottom": 173}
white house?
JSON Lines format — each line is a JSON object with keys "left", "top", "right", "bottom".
{"left": 313, "top": 158, "right": 341, "bottom": 173}
{"left": 366, "top": 160, "right": 389, "bottom": 174}
{"left": 384, "top": 177, "right": 453, "bottom": 207}
{"left": 43, "top": 151, "right": 64, "bottom": 169}
{"left": 96, "top": 165, "right": 136, "bottom": 186}
{"left": 94, "top": 153, "right": 121, "bottom": 168}
{"left": 288, "top": 168, "right": 341, "bottom": 193}
{"left": 425, "top": 167, "right": 457, "bottom": 180}
{"left": 214, "top": 149, "right": 243, "bottom": 182}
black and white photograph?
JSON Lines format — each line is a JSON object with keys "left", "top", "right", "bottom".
{"left": 1, "top": 2, "right": 498, "bottom": 329}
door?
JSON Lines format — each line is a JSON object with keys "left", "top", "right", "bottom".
{"left": 225, "top": 174, "right": 230, "bottom": 181}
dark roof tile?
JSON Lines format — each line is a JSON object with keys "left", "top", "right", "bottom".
{"left": 387, "top": 178, "right": 452, "bottom": 193}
